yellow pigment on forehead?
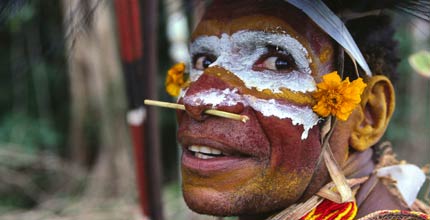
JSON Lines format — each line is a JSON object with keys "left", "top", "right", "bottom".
{"left": 193, "top": 15, "right": 299, "bottom": 39}
{"left": 319, "top": 45, "right": 334, "bottom": 64}
{"left": 203, "top": 67, "right": 316, "bottom": 106}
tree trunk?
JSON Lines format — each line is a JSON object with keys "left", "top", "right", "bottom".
{"left": 62, "top": 0, "right": 136, "bottom": 199}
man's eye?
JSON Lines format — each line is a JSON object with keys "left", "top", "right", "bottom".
{"left": 262, "top": 56, "right": 292, "bottom": 71}
{"left": 194, "top": 55, "right": 216, "bottom": 70}
{"left": 254, "top": 45, "right": 297, "bottom": 72}
{"left": 259, "top": 54, "right": 296, "bottom": 71}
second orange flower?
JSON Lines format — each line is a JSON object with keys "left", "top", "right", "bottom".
{"left": 165, "top": 62, "right": 188, "bottom": 97}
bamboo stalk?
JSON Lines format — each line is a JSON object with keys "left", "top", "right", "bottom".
{"left": 315, "top": 116, "right": 353, "bottom": 203}
{"left": 323, "top": 146, "right": 353, "bottom": 203}
{"left": 144, "top": 99, "right": 249, "bottom": 123}
{"left": 144, "top": 100, "right": 185, "bottom": 110}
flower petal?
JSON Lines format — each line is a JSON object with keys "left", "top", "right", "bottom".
{"left": 312, "top": 72, "right": 367, "bottom": 121}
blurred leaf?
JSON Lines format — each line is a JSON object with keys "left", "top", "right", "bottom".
{"left": 4, "top": 2, "right": 34, "bottom": 32}
{"left": 409, "top": 51, "right": 430, "bottom": 78}
{"left": 0, "top": 112, "right": 60, "bottom": 152}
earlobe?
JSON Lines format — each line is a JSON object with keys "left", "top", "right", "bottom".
{"left": 350, "top": 75, "right": 395, "bottom": 151}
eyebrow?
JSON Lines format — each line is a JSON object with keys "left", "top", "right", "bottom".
{"left": 190, "top": 31, "right": 311, "bottom": 74}
{"left": 190, "top": 35, "right": 222, "bottom": 57}
{"left": 232, "top": 31, "right": 311, "bottom": 73}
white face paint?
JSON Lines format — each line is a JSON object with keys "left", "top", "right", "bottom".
{"left": 183, "top": 88, "right": 242, "bottom": 106}
{"left": 185, "top": 30, "right": 319, "bottom": 140}
{"left": 189, "top": 31, "right": 315, "bottom": 93}
{"left": 245, "top": 96, "right": 319, "bottom": 140}
{"left": 183, "top": 89, "right": 320, "bottom": 140}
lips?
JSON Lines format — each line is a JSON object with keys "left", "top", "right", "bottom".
{"left": 177, "top": 107, "right": 270, "bottom": 174}
{"left": 181, "top": 143, "right": 253, "bottom": 174}
{"left": 179, "top": 134, "right": 255, "bottom": 174}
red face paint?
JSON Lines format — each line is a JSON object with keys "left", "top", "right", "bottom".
{"left": 177, "top": 0, "right": 340, "bottom": 216}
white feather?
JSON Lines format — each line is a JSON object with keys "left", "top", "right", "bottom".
{"left": 377, "top": 164, "right": 426, "bottom": 207}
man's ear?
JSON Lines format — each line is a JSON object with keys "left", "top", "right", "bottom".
{"left": 350, "top": 75, "right": 395, "bottom": 151}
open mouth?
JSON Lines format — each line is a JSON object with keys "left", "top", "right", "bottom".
{"left": 187, "top": 145, "right": 229, "bottom": 159}
{"left": 182, "top": 143, "right": 253, "bottom": 174}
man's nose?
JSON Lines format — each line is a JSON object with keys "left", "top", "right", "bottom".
{"left": 182, "top": 67, "right": 245, "bottom": 121}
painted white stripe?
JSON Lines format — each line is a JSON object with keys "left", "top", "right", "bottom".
{"left": 183, "top": 89, "right": 320, "bottom": 139}
{"left": 244, "top": 95, "right": 319, "bottom": 140}
{"left": 183, "top": 88, "right": 241, "bottom": 106}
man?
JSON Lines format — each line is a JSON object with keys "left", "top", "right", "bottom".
{"left": 167, "top": 0, "right": 429, "bottom": 219}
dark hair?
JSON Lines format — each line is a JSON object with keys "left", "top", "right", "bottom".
{"left": 344, "top": 15, "right": 400, "bottom": 82}
{"left": 323, "top": 0, "right": 429, "bottom": 82}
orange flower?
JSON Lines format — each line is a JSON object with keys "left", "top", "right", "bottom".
{"left": 165, "top": 62, "right": 187, "bottom": 97}
{"left": 312, "top": 71, "right": 367, "bottom": 121}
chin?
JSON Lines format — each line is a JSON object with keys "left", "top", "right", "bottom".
{"left": 181, "top": 168, "right": 314, "bottom": 216}
{"left": 182, "top": 186, "right": 238, "bottom": 216}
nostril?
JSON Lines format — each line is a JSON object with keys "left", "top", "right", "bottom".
{"left": 185, "top": 103, "right": 211, "bottom": 121}
{"left": 181, "top": 66, "right": 246, "bottom": 121}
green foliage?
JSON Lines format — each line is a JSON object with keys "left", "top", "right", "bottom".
{"left": 4, "top": 3, "right": 35, "bottom": 33}
{"left": 0, "top": 112, "right": 61, "bottom": 152}
{"left": 0, "top": 0, "right": 69, "bottom": 155}
{"left": 384, "top": 22, "right": 415, "bottom": 144}
{"left": 409, "top": 51, "right": 430, "bottom": 78}
{"left": 0, "top": 193, "right": 35, "bottom": 212}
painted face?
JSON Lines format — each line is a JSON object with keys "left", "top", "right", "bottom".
{"left": 177, "top": 0, "right": 338, "bottom": 216}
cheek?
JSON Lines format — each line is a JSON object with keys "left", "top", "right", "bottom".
{"left": 255, "top": 111, "right": 322, "bottom": 172}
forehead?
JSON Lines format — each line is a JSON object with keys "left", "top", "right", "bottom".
{"left": 192, "top": 15, "right": 302, "bottom": 43}
{"left": 193, "top": 0, "right": 317, "bottom": 37}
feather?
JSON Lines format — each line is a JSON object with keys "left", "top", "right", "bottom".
{"left": 396, "top": 0, "right": 430, "bottom": 21}
{"left": 286, "top": 0, "right": 372, "bottom": 76}
{"left": 322, "top": 0, "right": 430, "bottom": 22}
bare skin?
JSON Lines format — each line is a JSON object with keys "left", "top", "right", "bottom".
{"left": 177, "top": 0, "right": 398, "bottom": 219}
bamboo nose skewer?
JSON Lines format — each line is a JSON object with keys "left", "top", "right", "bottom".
{"left": 144, "top": 99, "right": 249, "bottom": 123}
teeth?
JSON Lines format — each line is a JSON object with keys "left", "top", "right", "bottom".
{"left": 189, "top": 145, "right": 199, "bottom": 152}
{"left": 211, "top": 148, "right": 221, "bottom": 155}
{"left": 188, "top": 145, "right": 225, "bottom": 158}
{"left": 200, "top": 146, "right": 211, "bottom": 154}
{"left": 195, "top": 152, "right": 214, "bottom": 159}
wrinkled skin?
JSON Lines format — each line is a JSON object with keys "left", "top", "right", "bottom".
{"left": 177, "top": 0, "right": 351, "bottom": 218}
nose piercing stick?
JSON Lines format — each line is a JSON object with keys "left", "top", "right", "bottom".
{"left": 144, "top": 99, "right": 249, "bottom": 123}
